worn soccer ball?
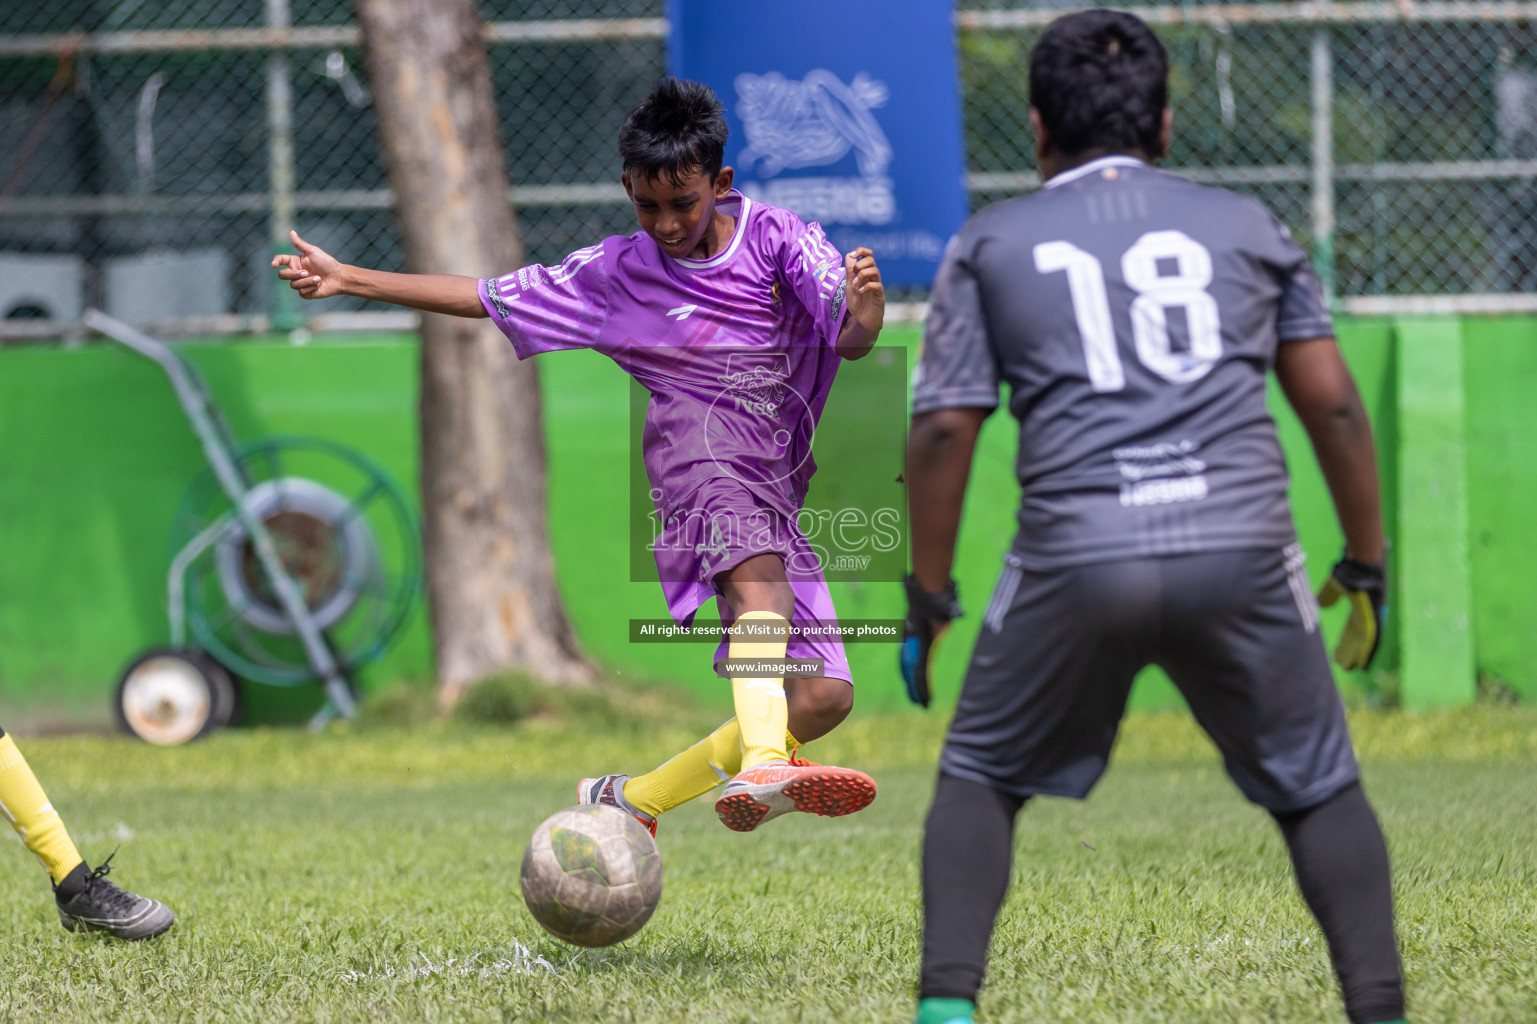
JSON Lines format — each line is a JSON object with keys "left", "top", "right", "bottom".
{"left": 520, "top": 804, "right": 663, "bottom": 947}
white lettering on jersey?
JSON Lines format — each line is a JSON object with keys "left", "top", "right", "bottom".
{"left": 1115, "top": 440, "right": 1209, "bottom": 507}
{"left": 1033, "top": 230, "right": 1224, "bottom": 389}
{"left": 1033, "top": 241, "right": 1123, "bottom": 392}
{"left": 1119, "top": 475, "right": 1209, "bottom": 507}
{"left": 1122, "top": 231, "right": 1222, "bottom": 384}
{"left": 1112, "top": 440, "right": 1207, "bottom": 481}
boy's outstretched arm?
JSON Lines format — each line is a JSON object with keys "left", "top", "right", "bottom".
{"left": 1275, "top": 337, "right": 1384, "bottom": 564}
{"left": 835, "top": 246, "right": 884, "bottom": 360}
{"left": 271, "top": 230, "right": 487, "bottom": 318}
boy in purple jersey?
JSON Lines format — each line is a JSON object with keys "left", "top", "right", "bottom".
{"left": 273, "top": 78, "right": 884, "bottom": 835}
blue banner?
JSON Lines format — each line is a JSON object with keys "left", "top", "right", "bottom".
{"left": 669, "top": 0, "right": 968, "bottom": 289}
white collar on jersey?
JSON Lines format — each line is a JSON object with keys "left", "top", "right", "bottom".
{"left": 1043, "top": 155, "right": 1149, "bottom": 189}
{"left": 669, "top": 189, "right": 752, "bottom": 270}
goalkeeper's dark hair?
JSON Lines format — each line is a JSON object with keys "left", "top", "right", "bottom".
{"left": 1029, "top": 9, "right": 1168, "bottom": 159}
{"left": 619, "top": 77, "right": 729, "bottom": 186}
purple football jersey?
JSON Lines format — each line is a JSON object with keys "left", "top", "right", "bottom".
{"left": 478, "top": 190, "right": 849, "bottom": 621}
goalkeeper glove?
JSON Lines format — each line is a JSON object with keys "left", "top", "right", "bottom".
{"left": 1317, "top": 555, "right": 1387, "bottom": 670}
{"left": 900, "top": 575, "right": 962, "bottom": 708}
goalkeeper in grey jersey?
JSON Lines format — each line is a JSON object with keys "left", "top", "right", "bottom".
{"left": 902, "top": 10, "right": 1402, "bottom": 1024}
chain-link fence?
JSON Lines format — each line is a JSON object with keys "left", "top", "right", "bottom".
{"left": 2, "top": 1, "right": 1535, "bottom": 337}
{"left": 960, "top": 4, "right": 1537, "bottom": 312}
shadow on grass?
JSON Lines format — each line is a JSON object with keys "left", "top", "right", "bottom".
{"left": 549, "top": 933, "right": 759, "bottom": 981}
{"left": 356, "top": 673, "right": 718, "bottom": 737}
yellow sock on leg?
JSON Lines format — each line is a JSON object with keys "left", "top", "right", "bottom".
{"left": 622, "top": 720, "right": 808, "bottom": 818}
{"left": 0, "top": 732, "right": 85, "bottom": 885}
{"left": 624, "top": 718, "right": 742, "bottom": 817}
{"left": 728, "top": 611, "right": 790, "bottom": 770}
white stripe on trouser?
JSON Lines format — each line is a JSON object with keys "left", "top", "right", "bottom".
{"left": 984, "top": 563, "right": 1024, "bottom": 633}
{"left": 1283, "top": 543, "right": 1320, "bottom": 633}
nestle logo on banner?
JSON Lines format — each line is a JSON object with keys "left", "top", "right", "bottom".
{"left": 734, "top": 70, "right": 896, "bottom": 227}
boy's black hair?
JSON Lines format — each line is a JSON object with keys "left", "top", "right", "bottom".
{"left": 618, "top": 77, "right": 729, "bottom": 186}
{"left": 1029, "top": 9, "right": 1168, "bottom": 159}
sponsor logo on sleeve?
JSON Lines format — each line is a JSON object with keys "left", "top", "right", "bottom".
{"left": 486, "top": 284, "right": 511, "bottom": 320}
{"left": 796, "top": 229, "right": 846, "bottom": 311}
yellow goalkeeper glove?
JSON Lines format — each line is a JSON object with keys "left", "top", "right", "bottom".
{"left": 1317, "top": 555, "right": 1387, "bottom": 670}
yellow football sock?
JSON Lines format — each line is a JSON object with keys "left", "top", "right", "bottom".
{"left": 622, "top": 719, "right": 807, "bottom": 818}
{"left": 728, "top": 610, "right": 790, "bottom": 769}
{"left": 624, "top": 718, "right": 742, "bottom": 817}
{"left": 0, "top": 733, "right": 85, "bottom": 885}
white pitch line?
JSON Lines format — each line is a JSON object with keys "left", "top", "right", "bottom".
{"left": 339, "top": 940, "right": 560, "bottom": 982}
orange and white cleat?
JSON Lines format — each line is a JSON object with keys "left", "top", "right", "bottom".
{"left": 713, "top": 755, "right": 877, "bottom": 833}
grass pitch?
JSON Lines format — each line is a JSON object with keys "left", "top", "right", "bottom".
{"left": 2, "top": 704, "right": 1535, "bottom": 1023}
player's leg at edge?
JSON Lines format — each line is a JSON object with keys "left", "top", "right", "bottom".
{"left": 0, "top": 726, "right": 174, "bottom": 941}
{"left": 915, "top": 770, "right": 1408, "bottom": 1024}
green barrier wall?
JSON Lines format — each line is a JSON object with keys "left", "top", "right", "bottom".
{"left": 1, "top": 317, "right": 1533, "bottom": 726}
{"left": 1463, "top": 317, "right": 1537, "bottom": 702}
{"left": 0, "top": 340, "right": 431, "bottom": 727}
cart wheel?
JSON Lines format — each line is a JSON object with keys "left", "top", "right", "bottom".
{"left": 195, "top": 651, "right": 242, "bottom": 730}
{"left": 114, "top": 648, "right": 237, "bottom": 745}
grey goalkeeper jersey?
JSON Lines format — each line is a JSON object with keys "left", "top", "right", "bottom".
{"left": 913, "top": 156, "right": 1334, "bottom": 569}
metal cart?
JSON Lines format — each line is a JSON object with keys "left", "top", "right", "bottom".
{"left": 84, "top": 310, "right": 421, "bottom": 743}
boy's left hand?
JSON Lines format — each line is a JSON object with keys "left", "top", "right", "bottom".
{"left": 844, "top": 247, "right": 884, "bottom": 331}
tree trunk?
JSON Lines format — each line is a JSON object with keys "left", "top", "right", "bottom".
{"left": 354, "top": 0, "right": 593, "bottom": 705}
